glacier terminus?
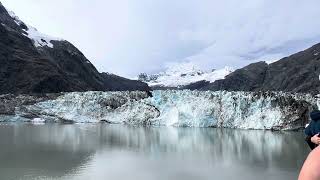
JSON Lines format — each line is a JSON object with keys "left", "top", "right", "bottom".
{"left": 0, "top": 90, "right": 316, "bottom": 130}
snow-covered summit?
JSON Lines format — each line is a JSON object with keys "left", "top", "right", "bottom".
{"left": 165, "top": 62, "right": 203, "bottom": 76}
{"left": 7, "top": 10, "right": 62, "bottom": 48}
{"left": 138, "top": 62, "right": 234, "bottom": 88}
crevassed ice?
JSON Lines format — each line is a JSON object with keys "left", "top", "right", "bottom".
{"left": 19, "top": 91, "right": 155, "bottom": 124}
{"left": 147, "top": 91, "right": 284, "bottom": 129}
{"left": 10, "top": 90, "right": 317, "bottom": 130}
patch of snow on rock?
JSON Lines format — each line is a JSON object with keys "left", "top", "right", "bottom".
{"left": 266, "top": 60, "right": 277, "bottom": 64}
{"left": 7, "top": 10, "right": 62, "bottom": 48}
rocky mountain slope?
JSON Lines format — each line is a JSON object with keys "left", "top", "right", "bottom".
{"left": 201, "top": 43, "right": 320, "bottom": 94}
{"left": 101, "top": 73, "right": 152, "bottom": 91}
{"left": 0, "top": 2, "right": 150, "bottom": 94}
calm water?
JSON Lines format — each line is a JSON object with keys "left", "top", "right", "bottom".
{"left": 0, "top": 123, "right": 310, "bottom": 180}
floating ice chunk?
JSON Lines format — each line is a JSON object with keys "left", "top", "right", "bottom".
{"left": 31, "top": 118, "right": 46, "bottom": 125}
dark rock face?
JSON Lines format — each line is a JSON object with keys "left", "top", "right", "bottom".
{"left": 201, "top": 43, "right": 320, "bottom": 93}
{"left": 261, "top": 44, "right": 320, "bottom": 93}
{"left": 203, "top": 62, "right": 268, "bottom": 91}
{"left": 37, "top": 41, "right": 107, "bottom": 92}
{"left": 180, "top": 80, "right": 211, "bottom": 90}
{"left": 100, "top": 73, "right": 151, "bottom": 91}
{"left": 0, "top": 3, "right": 150, "bottom": 94}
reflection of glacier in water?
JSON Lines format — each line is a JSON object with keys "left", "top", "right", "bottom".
{"left": 0, "top": 124, "right": 309, "bottom": 180}
{"left": 6, "top": 90, "right": 315, "bottom": 130}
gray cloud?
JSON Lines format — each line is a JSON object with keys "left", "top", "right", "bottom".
{"left": 2, "top": 0, "right": 320, "bottom": 77}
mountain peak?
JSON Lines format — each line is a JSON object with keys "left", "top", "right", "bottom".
{"left": 138, "top": 62, "right": 234, "bottom": 88}
{"left": 164, "top": 62, "right": 203, "bottom": 76}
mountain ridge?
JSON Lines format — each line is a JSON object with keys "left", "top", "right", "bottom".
{"left": 201, "top": 43, "right": 320, "bottom": 93}
{"left": 139, "top": 43, "right": 320, "bottom": 94}
{"left": 0, "top": 2, "right": 150, "bottom": 94}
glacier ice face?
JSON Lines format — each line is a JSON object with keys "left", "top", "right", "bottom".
{"left": 147, "top": 91, "right": 314, "bottom": 130}
{"left": 0, "top": 90, "right": 317, "bottom": 130}
{"left": 16, "top": 91, "right": 159, "bottom": 124}
{"left": 148, "top": 91, "right": 217, "bottom": 127}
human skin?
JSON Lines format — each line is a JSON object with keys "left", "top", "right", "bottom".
{"left": 311, "top": 133, "right": 320, "bottom": 145}
{"left": 299, "top": 146, "right": 320, "bottom": 180}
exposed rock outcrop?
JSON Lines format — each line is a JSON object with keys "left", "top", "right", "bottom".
{"left": 101, "top": 73, "right": 151, "bottom": 91}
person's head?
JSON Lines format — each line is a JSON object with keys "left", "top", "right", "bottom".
{"left": 310, "top": 110, "right": 320, "bottom": 121}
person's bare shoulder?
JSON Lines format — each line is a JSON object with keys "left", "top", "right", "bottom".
{"left": 299, "top": 147, "right": 320, "bottom": 180}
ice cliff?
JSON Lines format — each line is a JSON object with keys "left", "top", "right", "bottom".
{"left": 12, "top": 91, "right": 158, "bottom": 125}
{"left": 149, "top": 91, "right": 314, "bottom": 130}
{"left": 0, "top": 90, "right": 317, "bottom": 130}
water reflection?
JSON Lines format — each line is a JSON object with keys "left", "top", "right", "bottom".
{"left": 0, "top": 124, "right": 310, "bottom": 180}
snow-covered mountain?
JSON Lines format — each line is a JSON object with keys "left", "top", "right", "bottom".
{"left": 0, "top": 3, "right": 150, "bottom": 94}
{"left": 138, "top": 62, "right": 233, "bottom": 88}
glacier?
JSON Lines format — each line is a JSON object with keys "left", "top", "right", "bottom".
{"left": 0, "top": 90, "right": 317, "bottom": 130}
{"left": 148, "top": 91, "right": 315, "bottom": 130}
{"left": 14, "top": 91, "right": 159, "bottom": 125}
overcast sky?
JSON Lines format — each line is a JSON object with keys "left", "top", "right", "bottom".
{"left": 2, "top": 0, "right": 320, "bottom": 77}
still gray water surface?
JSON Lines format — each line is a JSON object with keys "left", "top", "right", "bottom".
{"left": 0, "top": 123, "right": 310, "bottom": 180}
